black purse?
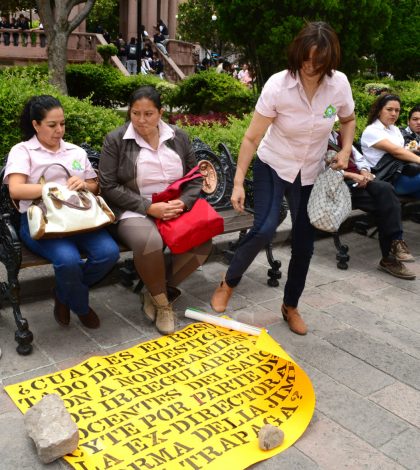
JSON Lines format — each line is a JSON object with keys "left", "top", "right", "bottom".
{"left": 372, "top": 153, "right": 420, "bottom": 182}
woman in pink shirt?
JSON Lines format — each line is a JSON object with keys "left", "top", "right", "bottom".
{"left": 211, "top": 22, "right": 356, "bottom": 335}
{"left": 100, "top": 86, "right": 212, "bottom": 336}
{"left": 5, "top": 95, "right": 120, "bottom": 329}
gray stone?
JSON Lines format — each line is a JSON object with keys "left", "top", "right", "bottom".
{"left": 24, "top": 394, "right": 78, "bottom": 464}
{"left": 258, "top": 424, "right": 285, "bottom": 450}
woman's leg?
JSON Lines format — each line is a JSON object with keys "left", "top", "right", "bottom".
{"left": 73, "top": 229, "right": 120, "bottom": 287}
{"left": 364, "top": 181, "right": 403, "bottom": 257}
{"left": 117, "top": 217, "right": 166, "bottom": 296}
{"left": 20, "top": 215, "right": 90, "bottom": 315}
{"left": 225, "top": 158, "right": 288, "bottom": 287}
{"left": 394, "top": 174, "right": 420, "bottom": 199}
{"left": 283, "top": 177, "right": 315, "bottom": 308}
{"left": 167, "top": 240, "right": 212, "bottom": 287}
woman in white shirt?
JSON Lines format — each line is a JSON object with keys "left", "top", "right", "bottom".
{"left": 361, "top": 94, "right": 420, "bottom": 198}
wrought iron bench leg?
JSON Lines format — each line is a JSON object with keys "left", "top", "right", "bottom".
{"left": 0, "top": 214, "right": 34, "bottom": 354}
{"left": 0, "top": 260, "right": 33, "bottom": 355}
{"left": 118, "top": 258, "right": 144, "bottom": 293}
{"left": 333, "top": 232, "right": 349, "bottom": 270}
{"left": 8, "top": 278, "right": 33, "bottom": 356}
{"left": 266, "top": 242, "right": 282, "bottom": 287}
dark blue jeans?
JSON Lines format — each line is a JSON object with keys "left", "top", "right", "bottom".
{"left": 226, "top": 157, "right": 315, "bottom": 307}
{"left": 20, "top": 215, "right": 120, "bottom": 316}
{"left": 394, "top": 174, "right": 420, "bottom": 199}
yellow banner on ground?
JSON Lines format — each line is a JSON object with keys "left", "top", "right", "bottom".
{"left": 5, "top": 322, "right": 315, "bottom": 470}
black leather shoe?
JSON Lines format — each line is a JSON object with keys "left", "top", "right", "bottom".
{"left": 53, "top": 290, "right": 70, "bottom": 326}
{"left": 78, "top": 307, "right": 100, "bottom": 329}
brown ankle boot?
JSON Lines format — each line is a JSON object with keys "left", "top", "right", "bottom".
{"left": 142, "top": 287, "right": 181, "bottom": 323}
{"left": 141, "top": 291, "right": 156, "bottom": 322}
{"left": 211, "top": 277, "right": 233, "bottom": 313}
{"left": 78, "top": 307, "right": 100, "bottom": 329}
{"left": 151, "top": 293, "right": 175, "bottom": 335}
{"left": 281, "top": 304, "right": 307, "bottom": 335}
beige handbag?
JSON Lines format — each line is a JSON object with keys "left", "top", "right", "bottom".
{"left": 307, "top": 161, "right": 352, "bottom": 233}
{"left": 27, "top": 164, "right": 115, "bottom": 240}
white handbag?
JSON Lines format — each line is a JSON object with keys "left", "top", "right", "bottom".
{"left": 27, "top": 164, "right": 115, "bottom": 240}
{"left": 307, "top": 164, "right": 352, "bottom": 233}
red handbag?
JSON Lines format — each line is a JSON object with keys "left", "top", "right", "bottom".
{"left": 152, "top": 166, "right": 224, "bottom": 254}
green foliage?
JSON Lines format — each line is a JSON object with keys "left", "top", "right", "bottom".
{"left": 181, "top": 0, "right": 395, "bottom": 85}
{"left": 65, "top": 64, "right": 176, "bottom": 108}
{"left": 0, "top": 69, "right": 123, "bottom": 165}
{"left": 0, "top": 0, "right": 35, "bottom": 13}
{"left": 374, "top": 0, "right": 420, "bottom": 80}
{"left": 86, "top": 0, "right": 119, "bottom": 37}
{"left": 63, "top": 64, "right": 122, "bottom": 107}
{"left": 96, "top": 44, "right": 118, "bottom": 65}
{"left": 177, "top": 0, "right": 220, "bottom": 52}
{"left": 170, "top": 70, "right": 256, "bottom": 115}
{"left": 180, "top": 114, "right": 252, "bottom": 158}
{"left": 2, "top": 63, "right": 177, "bottom": 110}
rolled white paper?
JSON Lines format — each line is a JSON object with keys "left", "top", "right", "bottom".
{"left": 185, "top": 308, "right": 262, "bottom": 336}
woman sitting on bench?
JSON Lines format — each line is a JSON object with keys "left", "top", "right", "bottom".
{"left": 4, "top": 95, "right": 120, "bottom": 329}
{"left": 99, "top": 86, "right": 212, "bottom": 336}
{"left": 361, "top": 94, "right": 420, "bottom": 198}
{"left": 330, "top": 131, "right": 415, "bottom": 280}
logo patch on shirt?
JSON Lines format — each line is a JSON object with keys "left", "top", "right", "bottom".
{"left": 323, "top": 104, "right": 337, "bottom": 119}
{"left": 72, "top": 160, "right": 83, "bottom": 171}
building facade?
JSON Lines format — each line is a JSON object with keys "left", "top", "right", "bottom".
{"left": 119, "top": 0, "right": 183, "bottom": 42}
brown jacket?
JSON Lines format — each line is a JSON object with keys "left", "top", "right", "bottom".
{"left": 99, "top": 122, "right": 201, "bottom": 219}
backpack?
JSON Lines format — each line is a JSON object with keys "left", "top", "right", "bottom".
{"left": 118, "top": 40, "right": 126, "bottom": 55}
{"left": 128, "top": 45, "right": 137, "bottom": 57}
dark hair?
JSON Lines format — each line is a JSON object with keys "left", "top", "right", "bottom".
{"left": 367, "top": 93, "right": 401, "bottom": 125}
{"left": 20, "top": 95, "right": 62, "bottom": 141}
{"left": 408, "top": 104, "right": 420, "bottom": 120}
{"left": 127, "top": 86, "right": 162, "bottom": 120}
{"left": 288, "top": 21, "right": 340, "bottom": 82}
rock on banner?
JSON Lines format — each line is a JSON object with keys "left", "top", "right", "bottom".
{"left": 5, "top": 322, "right": 315, "bottom": 469}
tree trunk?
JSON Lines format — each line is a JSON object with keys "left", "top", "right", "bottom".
{"left": 48, "top": 30, "right": 70, "bottom": 95}
{"left": 37, "top": 0, "right": 95, "bottom": 96}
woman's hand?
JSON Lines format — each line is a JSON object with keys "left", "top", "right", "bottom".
{"left": 349, "top": 173, "right": 370, "bottom": 188}
{"left": 147, "top": 200, "right": 185, "bottom": 220}
{"left": 330, "top": 149, "right": 350, "bottom": 170}
{"left": 67, "top": 176, "right": 86, "bottom": 191}
{"left": 360, "top": 169, "right": 375, "bottom": 182}
{"left": 231, "top": 184, "right": 246, "bottom": 212}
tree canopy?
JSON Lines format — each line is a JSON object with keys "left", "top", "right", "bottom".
{"left": 212, "top": 0, "right": 393, "bottom": 84}
{"left": 0, "top": 0, "right": 35, "bottom": 12}
{"left": 178, "top": 0, "right": 419, "bottom": 85}
{"left": 374, "top": 0, "right": 420, "bottom": 79}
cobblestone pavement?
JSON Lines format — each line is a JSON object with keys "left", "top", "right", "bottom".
{"left": 1, "top": 220, "right": 420, "bottom": 469}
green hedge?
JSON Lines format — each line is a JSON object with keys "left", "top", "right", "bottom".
{"left": 1, "top": 64, "right": 178, "bottom": 109}
{"left": 0, "top": 69, "right": 124, "bottom": 166}
{"left": 66, "top": 64, "right": 178, "bottom": 108}
{"left": 1, "top": 64, "right": 418, "bottom": 167}
{"left": 170, "top": 70, "right": 256, "bottom": 115}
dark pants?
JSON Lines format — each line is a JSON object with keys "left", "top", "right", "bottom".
{"left": 350, "top": 180, "right": 402, "bottom": 257}
{"left": 226, "top": 157, "right": 315, "bottom": 307}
